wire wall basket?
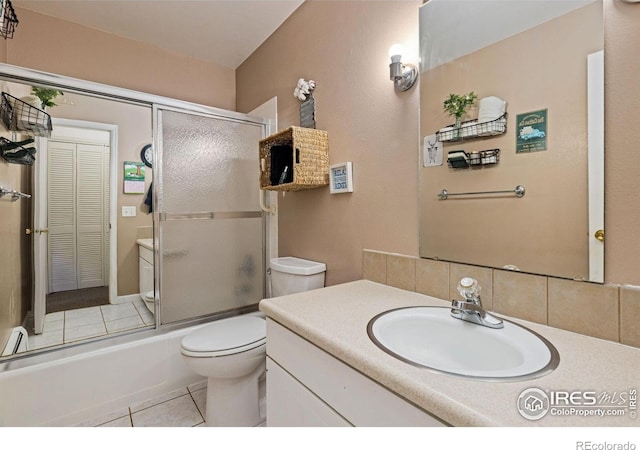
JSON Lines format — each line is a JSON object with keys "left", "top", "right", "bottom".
{"left": 0, "top": 92, "right": 52, "bottom": 137}
{"left": 437, "top": 114, "right": 507, "bottom": 143}
{"left": 0, "top": 0, "right": 19, "bottom": 39}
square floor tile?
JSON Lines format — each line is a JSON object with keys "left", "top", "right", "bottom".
{"left": 101, "top": 303, "right": 138, "bottom": 322}
{"left": 131, "top": 394, "right": 204, "bottom": 427}
{"left": 105, "top": 315, "right": 145, "bottom": 333}
{"left": 28, "top": 330, "right": 63, "bottom": 350}
{"left": 190, "top": 388, "right": 207, "bottom": 419}
{"left": 65, "top": 306, "right": 102, "bottom": 320}
{"left": 65, "top": 322, "right": 107, "bottom": 342}
{"left": 187, "top": 380, "right": 207, "bottom": 392}
{"left": 130, "top": 388, "right": 189, "bottom": 413}
{"left": 98, "top": 415, "right": 133, "bottom": 427}
{"left": 75, "top": 408, "right": 130, "bottom": 427}
{"left": 43, "top": 318, "right": 64, "bottom": 333}
{"left": 45, "top": 311, "right": 64, "bottom": 322}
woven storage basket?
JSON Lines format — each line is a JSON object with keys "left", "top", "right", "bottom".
{"left": 259, "top": 126, "right": 329, "bottom": 191}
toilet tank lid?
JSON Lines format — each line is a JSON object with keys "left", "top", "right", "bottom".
{"left": 270, "top": 256, "right": 326, "bottom": 275}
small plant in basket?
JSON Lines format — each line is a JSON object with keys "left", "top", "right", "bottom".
{"left": 443, "top": 91, "right": 477, "bottom": 129}
{"left": 31, "top": 87, "right": 64, "bottom": 110}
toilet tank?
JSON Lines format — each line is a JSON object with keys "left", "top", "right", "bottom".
{"left": 269, "top": 257, "right": 326, "bottom": 297}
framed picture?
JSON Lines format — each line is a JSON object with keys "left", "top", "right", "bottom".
{"left": 329, "top": 162, "right": 354, "bottom": 194}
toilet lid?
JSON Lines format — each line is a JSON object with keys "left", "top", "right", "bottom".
{"left": 181, "top": 316, "right": 266, "bottom": 355}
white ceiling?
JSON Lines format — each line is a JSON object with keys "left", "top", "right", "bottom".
{"left": 12, "top": 0, "right": 305, "bottom": 69}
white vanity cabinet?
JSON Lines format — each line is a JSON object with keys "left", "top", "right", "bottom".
{"left": 265, "top": 318, "right": 446, "bottom": 427}
{"left": 137, "top": 239, "right": 154, "bottom": 313}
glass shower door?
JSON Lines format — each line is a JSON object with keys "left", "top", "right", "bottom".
{"left": 156, "top": 107, "right": 265, "bottom": 324}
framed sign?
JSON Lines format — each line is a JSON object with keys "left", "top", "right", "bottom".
{"left": 329, "top": 162, "right": 354, "bottom": 194}
{"left": 516, "top": 109, "right": 548, "bottom": 153}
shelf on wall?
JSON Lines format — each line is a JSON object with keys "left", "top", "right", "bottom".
{"left": 0, "top": 92, "right": 52, "bottom": 138}
{"left": 259, "top": 126, "right": 329, "bottom": 192}
{"left": 437, "top": 114, "right": 507, "bottom": 143}
{"left": 447, "top": 149, "right": 500, "bottom": 169}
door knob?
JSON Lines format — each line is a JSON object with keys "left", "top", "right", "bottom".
{"left": 594, "top": 229, "right": 604, "bottom": 242}
{"left": 26, "top": 228, "right": 49, "bottom": 235}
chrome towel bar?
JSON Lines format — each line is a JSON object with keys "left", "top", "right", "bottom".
{"left": 0, "top": 186, "right": 31, "bottom": 202}
{"left": 438, "top": 185, "right": 525, "bottom": 200}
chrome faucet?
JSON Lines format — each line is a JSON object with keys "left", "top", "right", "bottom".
{"left": 451, "top": 277, "right": 503, "bottom": 329}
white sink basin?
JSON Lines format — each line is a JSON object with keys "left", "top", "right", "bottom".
{"left": 367, "top": 307, "right": 559, "bottom": 381}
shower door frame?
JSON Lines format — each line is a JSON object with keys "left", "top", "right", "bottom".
{"left": 152, "top": 104, "right": 269, "bottom": 326}
{"left": 0, "top": 63, "right": 273, "bottom": 365}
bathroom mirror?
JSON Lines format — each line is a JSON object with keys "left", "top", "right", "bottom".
{"left": 418, "top": 0, "right": 604, "bottom": 282}
{"left": 0, "top": 75, "right": 154, "bottom": 360}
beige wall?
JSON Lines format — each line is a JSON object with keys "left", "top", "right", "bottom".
{"left": 419, "top": 4, "right": 601, "bottom": 280}
{"left": 237, "top": 1, "right": 421, "bottom": 286}
{"left": 5, "top": 7, "right": 236, "bottom": 110}
{"left": 238, "top": 0, "right": 640, "bottom": 288}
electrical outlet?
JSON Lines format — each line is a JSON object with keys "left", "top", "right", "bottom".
{"left": 122, "top": 206, "right": 137, "bottom": 217}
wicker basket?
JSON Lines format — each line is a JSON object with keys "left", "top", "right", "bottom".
{"left": 259, "top": 126, "right": 329, "bottom": 191}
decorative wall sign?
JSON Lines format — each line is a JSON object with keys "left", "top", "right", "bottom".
{"left": 329, "top": 162, "right": 354, "bottom": 194}
{"left": 124, "top": 161, "right": 145, "bottom": 194}
{"left": 423, "top": 134, "right": 443, "bottom": 167}
{"left": 516, "top": 109, "right": 547, "bottom": 153}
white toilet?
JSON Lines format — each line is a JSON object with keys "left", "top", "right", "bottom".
{"left": 180, "top": 256, "right": 326, "bottom": 427}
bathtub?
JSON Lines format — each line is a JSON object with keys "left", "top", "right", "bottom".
{"left": 0, "top": 323, "right": 207, "bottom": 426}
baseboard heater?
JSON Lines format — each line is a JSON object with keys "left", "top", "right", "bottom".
{"left": 2, "top": 326, "right": 29, "bottom": 356}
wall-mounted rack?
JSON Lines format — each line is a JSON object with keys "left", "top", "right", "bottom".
{"left": 437, "top": 114, "right": 507, "bottom": 143}
{"left": 0, "top": 92, "right": 52, "bottom": 137}
{"left": 0, "top": 185, "right": 31, "bottom": 202}
{"left": 438, "top": 185, "right": 525, "bottom": 200}
{"left": 0, "top": 0, "right": 19, "bottom": 40}
{"left": 447, "top": 148, "right": 500, "bottom": 169}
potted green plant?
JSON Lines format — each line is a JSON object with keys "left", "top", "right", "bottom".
{"left": 443, "top": 91, "right": 477, "bottom": 131}
{"left": 31, "top": 87, "right": 64, "bottom": 110}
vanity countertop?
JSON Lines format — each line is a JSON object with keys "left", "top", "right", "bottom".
{"left": 136, "top": 238, "right": 153, "bottom": 251}
{"left": 259, "top": 280, "right": 640, "bottom": 427}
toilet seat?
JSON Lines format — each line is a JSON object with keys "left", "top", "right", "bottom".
{"left": 181, "top": 316, "right": 266, "bottom": 358}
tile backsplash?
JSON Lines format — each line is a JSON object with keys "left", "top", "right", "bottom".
{"left": 362, "top": 249, "right": 639, "bottom": 349}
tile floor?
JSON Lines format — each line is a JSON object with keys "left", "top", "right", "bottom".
{"left": 77, "top": 380, "right": 208, "bottom": 427}
{"left": 27, "top": 298, "right": 155, "bottom": 351}
{"left": 76, "top": 379, "right": 266, "bottom": 427}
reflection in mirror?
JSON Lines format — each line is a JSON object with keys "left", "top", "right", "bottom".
{"left": 418, "top": 0, "right": 604, "bottom": 282}
{"left": 0, "top": 79, "right": 154, "bottom": 360}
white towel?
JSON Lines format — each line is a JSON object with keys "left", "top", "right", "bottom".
{"left": 478, "top": 96, "right": 506, "bottom": 123}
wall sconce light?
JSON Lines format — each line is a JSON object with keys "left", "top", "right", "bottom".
{"left": 389, "top": 44, "right": 418, "bottom": 92}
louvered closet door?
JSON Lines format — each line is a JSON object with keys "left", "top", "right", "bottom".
{"left": 48, "top": 141, "right": 77, "bottom": 292}
{"left": 48, "top": 141, "right": 108, "bottom": 292}
{"left": 76, "top": 143, "right": 106, "bottom": 289}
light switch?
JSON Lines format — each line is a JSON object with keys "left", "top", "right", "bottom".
{"left": 122, "top": 206, "right": 137, "bottom": 217}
